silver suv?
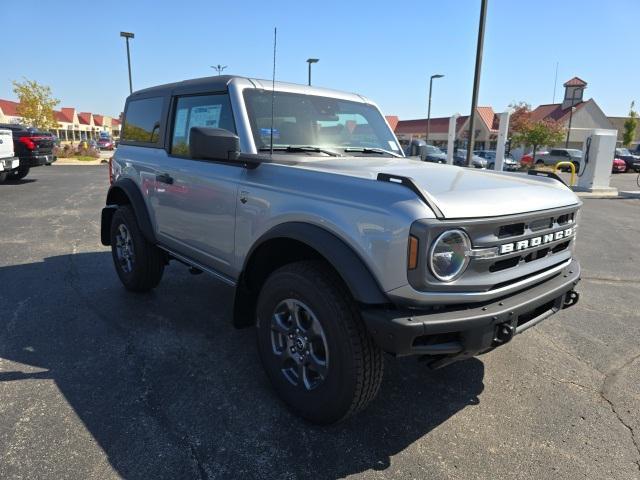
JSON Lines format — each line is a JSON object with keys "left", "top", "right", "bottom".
{"left": 535, "top": 148, "right": 583, "bottom": 169}
{"left": 101, "top": 75, "right": 582, "bottom": 424}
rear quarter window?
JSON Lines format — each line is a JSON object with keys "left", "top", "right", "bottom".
{"left": 122, "top": 97, "right": 164, "bottom": 145}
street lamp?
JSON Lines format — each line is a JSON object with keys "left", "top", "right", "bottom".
{"left": 210, "top": 64, "right": 227, "bottom": 75}
{"left": 565, "top": 88, "right": 579, "bottom": 147}
{"left": 119, "top": 31, "right": 135, "bottom": 94}
{"left": 426, "top": 74, "right": 444, "bottom": 144}
{"left": 306, "top": 58, "right": 319, "bottom": 86}
{"left": 466, "top": 0, "right": 488, "bottom": 166}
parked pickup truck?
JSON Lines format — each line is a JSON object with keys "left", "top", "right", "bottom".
{"left": 0, "top": 124, "right": 56, "bottom": 180}
{"left": 101, "top": 75, "right": 582, "bottom": 424}
{"left": 0, "top": 128, "right": 19, "bottom": 183}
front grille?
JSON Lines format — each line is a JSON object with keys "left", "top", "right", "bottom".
{"left": 408, "top": 204, "right": 580, "bottom": 294}
{"left": 498, "top": 223, "right": 525, "bottom": 238}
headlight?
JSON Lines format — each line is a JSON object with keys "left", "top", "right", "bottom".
{"left": 428, "top": 229, "right": 471, "bottom": 281}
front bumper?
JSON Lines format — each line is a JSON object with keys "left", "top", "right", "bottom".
{"left": 20, "top": 154, "right": 56, "bottom": 167}
{"left": 0, "top": 157, "right": 19, "bottom": 171}
{"left": 361, "top": 259, "right": 580, "bottom": 367}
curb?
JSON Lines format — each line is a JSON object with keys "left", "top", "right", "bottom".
{"left": 54, "top": 159, "right": 108, "bottom": 166}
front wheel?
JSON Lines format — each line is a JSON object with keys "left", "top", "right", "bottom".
{"left": 488, "top": 162, "right": 495, "bottom": 170}
{"left": 11, "top": 166, "right": 30, "bottom": 180}
{"left": 535, "top": 160, "right": 544, "bottom": 166}
{"left": 0, "top": 172, "right": 7, "bottom": 183}
{"left": 256, "top": 261, "right": 384, "bottom": 424}
{"left": 109, "top": 205, "right": 164, "bottom": 292}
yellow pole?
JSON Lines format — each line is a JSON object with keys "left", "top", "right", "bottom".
{"left": 554, "top": 161, "right": 576, "bottom": 186}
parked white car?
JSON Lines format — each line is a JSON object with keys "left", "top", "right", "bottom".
{"left": 0, "top": 128, "right": 19, "bottom": 183}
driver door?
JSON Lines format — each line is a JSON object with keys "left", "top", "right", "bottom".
{"left": 151, "top": 93, "right": 243, "bottom": 279}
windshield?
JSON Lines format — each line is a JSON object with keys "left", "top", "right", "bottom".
{"left": 567, "top": 149, "right": 582, "bottom": 157}
{"left": 425, "top": 145, "right": 442, "bottom": 154}
{"left": 243, "top": 89, "right": 401, "bottom": 156}
{"left": 617, "top": 148, "right": 631, "bottom": 155}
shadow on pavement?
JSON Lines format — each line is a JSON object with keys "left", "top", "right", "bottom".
{"left": 0, "top": 252, "right": 485, "bottom": 479}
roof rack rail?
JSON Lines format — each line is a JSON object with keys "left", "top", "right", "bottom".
{"left": 376, "top": 173, "right": 444, "bottom": 218}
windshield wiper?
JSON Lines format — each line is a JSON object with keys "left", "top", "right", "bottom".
{"left": 343, "top": 147, "right": 402, "bottom": 158}
{"left": 258, "top": 145, "right": 341, "bottom": 157}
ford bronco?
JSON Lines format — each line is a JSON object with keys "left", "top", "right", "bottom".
{"left": 101, "top": 75, "right": 581, "bottom": 424}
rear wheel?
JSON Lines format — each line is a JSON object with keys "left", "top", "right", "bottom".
{"left": 0, "top": 172, "right": 7, "bottom": 183}
{"left": 109, "top": 205, "right": 164, "bottom": 292}
{"left": 256, "top": 260, "right": 384, "bottom": 424}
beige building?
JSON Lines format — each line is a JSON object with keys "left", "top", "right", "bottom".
{"left": 529, "top": 77, "right": 613, "bottom": 150}
{"left": 0, "top": 99, "right": 120, "bottom": 141}
{"left": 608, "top": 116, "right": 640, "bottom": 148}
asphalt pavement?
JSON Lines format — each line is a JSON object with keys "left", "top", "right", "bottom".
{"left": 0, "top": 165, "right": 639, "bottom": 479}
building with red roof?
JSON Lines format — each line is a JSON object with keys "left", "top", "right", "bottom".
{"left": 391, "top": 77, "right": 614, "bottom": 152}
{"left": 0, "top": 100, "right": 121, "bottom": 141}
{"left": 528, "top": 77, "right": 612, "bottom": 149}
{"left": 394, "top": 106, "right": 501, "bottom": 150}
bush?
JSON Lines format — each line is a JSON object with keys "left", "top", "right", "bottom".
{"left": 53, "top": 144, "right": 100, "bottom": 159}
{"left": 54, "top": 144, "right": 76, "bottom": 158}
{"left": 76, "top": 146, "right": 100, "bottom": 158}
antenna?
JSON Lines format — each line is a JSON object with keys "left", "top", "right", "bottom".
{"left": 552, "top": 61, "right": 559, "bottom": 104}
{"left": 270, "top": 27, "right": 277, "bottom": 155}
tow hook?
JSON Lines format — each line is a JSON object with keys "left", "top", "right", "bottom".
{"left": 563, "top": 290, "right": 580, "bottom": 309}
{"left": 494, "top": 322, "right": 515, "bottom": 344}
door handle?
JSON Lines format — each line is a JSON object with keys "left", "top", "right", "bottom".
{"left": 156, "top": 173, "right": 174, "bottom": 185}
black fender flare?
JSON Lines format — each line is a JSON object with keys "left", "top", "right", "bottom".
{"left": 101, "top": 178, "right": 156, "bottom": 246}
{"left": 242, "top": 222, "right": 389, "bottom": 305}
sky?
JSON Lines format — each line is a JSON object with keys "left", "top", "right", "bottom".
{"left": 2, "top": 0, "right": 639, "bottom": 120}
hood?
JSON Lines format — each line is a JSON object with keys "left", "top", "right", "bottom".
{"left": 293, "top": 157, "right": 580, "bottom": 219}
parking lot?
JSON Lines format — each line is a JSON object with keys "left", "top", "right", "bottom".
{"left": 0, "top": 165, "right": 639, "bottom": 479}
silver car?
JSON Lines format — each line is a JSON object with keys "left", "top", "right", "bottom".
{"left": 535, "top": 148, "right": 583, "bottom": 169}
{"left": 101, "top": 75, "right": 582, "bottom": 424}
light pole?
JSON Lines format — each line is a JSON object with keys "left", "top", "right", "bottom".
{"left": 306, "top": 58, "right": 319, "bottom": 86}
{"left": 565, "top": 88, "right": 579, "bottom": 147}
{"left": 210, "top": 64, "right": 227, "bottom": 75}
{"left": 426, "top": 74, "right": 444, "bottom": 144}
{"left": 466, "top": 0, "right": 488, "bottom": 166}
{"left": 120, "top": 32, "right": 134, "bottom": 94}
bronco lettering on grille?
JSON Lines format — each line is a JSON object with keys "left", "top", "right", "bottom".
{"left": 499, "top": 228, "right": 573, "bottom": 255}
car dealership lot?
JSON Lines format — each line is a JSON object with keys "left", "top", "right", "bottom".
{"left": 1, "top": 166, "right": 639, "bottom": 480}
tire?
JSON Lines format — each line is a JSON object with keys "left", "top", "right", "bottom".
{"left": 535, "top": 160, "right": 544, "bottom": 166}
{"left": 11, "top": 166, "right": 30, "bottom": 180}
{"left": 488, "top": 163, "right": 494, "bottom": 170}
{"left": 109, "top": 205, "right": 164, "bottom": 292}
{"left": 256, "top": 260, "right": 384, "bottom": 424}
{"left": 0, "top": 172, "right": 7, "bottom": 183}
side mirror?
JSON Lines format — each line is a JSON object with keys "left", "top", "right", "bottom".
{"left": 189, "top": 127, "right": 240, "bottom": 161}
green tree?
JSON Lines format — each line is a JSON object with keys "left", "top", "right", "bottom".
{"left": 509, "top": 102, "right": 565, "bottom": 165}
{"left": 622, "top": 101, "right": 637, "bottom": 147}
{"left": 12, "top": 78, "right": 60, "bottom": 130}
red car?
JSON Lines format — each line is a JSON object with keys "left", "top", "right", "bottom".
{"left": 520, "top": 151, "right": 548, "bottom": 167}
{"left": 97, "top": 137, "right": 115, "bottom": 150}
{"left": 612, "top": 157, "right": 627, "bottom": 173}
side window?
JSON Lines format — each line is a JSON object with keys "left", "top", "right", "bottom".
{"left": 170, "top": 94, "right": 235, "bottom": 157}
{"left": 122, "top": 97, "right": 163, "bottom": 144}
{"left": 549, "top": 149, "right": 561, "bottom": 156}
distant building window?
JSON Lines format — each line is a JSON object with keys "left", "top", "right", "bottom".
{"left": 122, "top": 97, "right": 163, "bottom": 144}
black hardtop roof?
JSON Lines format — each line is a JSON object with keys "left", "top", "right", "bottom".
{"left": 129, "top": 75, "right": 243, "bottom": 98}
